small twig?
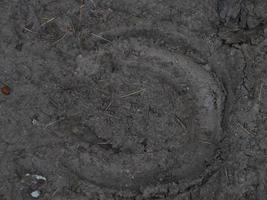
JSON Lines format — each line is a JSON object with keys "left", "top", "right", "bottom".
{"left": 69, "top": 19, "right": 76, "bottom": 34}
{"left": 236, "top": 122, "right": 256, "bottom": 135}
{"left": 41, "top": 17, "right": 56, "bottom": 27}
{"left": 45, "top": 118, "right": 65, "bottom": 129}
{"left": 23, "top": 27, "right": 37, "bottom": 34}
{"left": 79, "top": 0, "right": 85, "bottom": 27}
{"left": 199, "top": 140, "right": 212, "bottom": 145}
{"left": 52, "top": 32, "right": 68, "bottom": 45}
{"left": 52, "top": 188, "right": 59, "bottom": 197}
{"left": 121, "top": 89, "right": 145, "bottom": 98}
{"left": 224, "top": 167, "right": 229, "bottom": 183}
{"left": 174, "top": 115, "right": 186, "bottom": 129}
{"left": 91, "top": 33, "right": 112, "bottom": 43}
{"left": 97, "top": 142, "right": 110, "bottom": 145}
{"left": 103, "top": 113, "right": 120, "bottom": 119}
{"left": 105, "top": 101, "right": 112, "bottom": 111}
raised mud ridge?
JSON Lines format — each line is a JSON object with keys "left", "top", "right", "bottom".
{"left": 57, "top": 24, "right": 225, "bottom": 191}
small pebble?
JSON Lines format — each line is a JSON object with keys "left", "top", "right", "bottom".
{"left": 1, "top": 85, "right": 11, "bottom": 95}
{"left": 32, "top": 175, "right": 47, "bottom": 181}
{"left": 32, "top": 119, "right": 39, "bottom": 126}
{"left": 30, "top": 190, "right": 40, "bottom": 198}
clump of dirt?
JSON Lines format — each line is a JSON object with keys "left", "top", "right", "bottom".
{"left": 0, "top": 0, "right": 267, "bottom": 200}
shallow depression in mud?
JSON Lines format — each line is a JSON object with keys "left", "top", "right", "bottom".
{"left": 48, "top": 26, "right": 226, "bottom": 190}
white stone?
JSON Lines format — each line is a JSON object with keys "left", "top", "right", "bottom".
{"left": 30, "top": 190, "right": 40, "bottom": 198}
{"left": 32, "top": 175, "right": 47, "bottom": 181}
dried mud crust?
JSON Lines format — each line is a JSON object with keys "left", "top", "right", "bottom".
{"left": 4, "top": 0, "right": 267, "bottom": 199}
{"left": 55, "top": 25, "right": 225, "bottom": 191}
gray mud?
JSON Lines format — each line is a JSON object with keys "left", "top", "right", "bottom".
{"left": 0, "top": 0, "right": 267, "bottom": 199}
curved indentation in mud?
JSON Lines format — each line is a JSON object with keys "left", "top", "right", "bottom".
{"left": 57, "top": 25, "right": 224, "bottom": 190}
{"left": 83, "top": 24, "right": 209, "bottom": 64}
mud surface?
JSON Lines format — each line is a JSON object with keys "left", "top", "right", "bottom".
{"left": 0, "top": 0, "right": 267, "bottom": 199}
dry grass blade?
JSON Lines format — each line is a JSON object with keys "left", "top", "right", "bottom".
{"left": 258, "top": 82, "right": 266, "bottom": 103}
{"left": 79, "top": 0, "right": 85, "bottom": 27}
{"left": 105, "top": 101, "right": 112, "bottom": 111}
{"left": 41, "top": 17, "right": 56, "bottom": 27}
{"left": 91, "top": 33, "right": 112, "bottom": 43}
{"left": 52, "top": 32, "right": 68, "bottom": 46}
{"left": 174, "top": 115, "right": 186, "bottom": 129}
{"left": 45, "top": 118, "right": 64, "bottom": 129}
{"left": 23, "top": 27, "right": 37, "bottom": 33}
{"left": 199, "top": 140, "right": 212, "bottom": 145}
{"left": 236, "top": 122, "right": 256, "bottom": 136}
{"left": 120, "top": 89, "right": 146, "bottom": 98}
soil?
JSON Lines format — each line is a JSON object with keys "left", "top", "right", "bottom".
{"left": 0, "top": 0, "right": 267, "bottom": 200}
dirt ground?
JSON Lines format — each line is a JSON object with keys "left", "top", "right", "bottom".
{"left": 0, "top": 0, "right": 267, "bottom": 199}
